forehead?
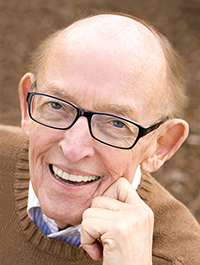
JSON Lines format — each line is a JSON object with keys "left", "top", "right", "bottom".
{"left": 37, "top": 15, "right": 167, "bottom": 124}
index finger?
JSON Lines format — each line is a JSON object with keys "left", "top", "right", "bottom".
{"left": 102, "top": 177, "right": 142, "bottom": 205}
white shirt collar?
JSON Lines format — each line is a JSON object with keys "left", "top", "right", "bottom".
{"left": 132, "top": 165, "right": 141, "bottom": 190}
{"left": 27, "top": 166, "right": 141, "bottom": 237}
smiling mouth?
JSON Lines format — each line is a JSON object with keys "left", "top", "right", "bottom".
{"left": 50, "top": 165, "right": 100, "bottom": 186}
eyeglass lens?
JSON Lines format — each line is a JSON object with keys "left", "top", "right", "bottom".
{"left": 30, "top": 94, "right": 139, "bottom": 148}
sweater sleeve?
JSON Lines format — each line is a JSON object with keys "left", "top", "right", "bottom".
{"left": 138, "top": 172, "right": 200, "bottom": 265}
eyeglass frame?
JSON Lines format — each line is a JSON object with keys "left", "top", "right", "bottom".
{"left": 26, "top": 81, "right": 168, "bottom": 150}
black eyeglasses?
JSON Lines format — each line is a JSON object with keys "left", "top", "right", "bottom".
{"left": 26, "top": 81, "right": 168, "bottom": 149}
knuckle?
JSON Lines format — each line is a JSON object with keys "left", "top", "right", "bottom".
{"left": 81, "top": 215, "right": 90, "bottom": 231}
{"left": 126, "top": 205, "right": 154, "bottom": 227}
{"left": 148, "top": 207, "right": 154, "bottom": 221}
{"left": 91, "top": 196, "right": 100, "bottom": 207}
{"left": 137, "top": 205, "right": 153, "bottom": 220}
{"left": 82, "top": 207, "right": 91, "bottom": 219}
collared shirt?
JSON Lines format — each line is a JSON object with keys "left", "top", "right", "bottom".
{"left": 27, "top": 166, "right": 141, "bottom": 245}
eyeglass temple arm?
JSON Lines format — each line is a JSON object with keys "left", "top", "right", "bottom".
{"left": 140, "top": 117, "right": 169, "bottom": 137}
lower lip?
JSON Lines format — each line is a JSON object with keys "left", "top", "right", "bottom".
{"left": 49, "top": 165, "right": 101, "bottom": 190}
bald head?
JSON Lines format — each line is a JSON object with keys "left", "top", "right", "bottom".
{"left": 47, "top": 14, "right": 166, "bottom": 76}
{"left": 61, "top": 14, "right": 163, "bottom": 52}
{"left": 31, "top": 13, "right": 187, "bottom": 118}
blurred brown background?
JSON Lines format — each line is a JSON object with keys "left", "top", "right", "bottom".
{"left": 0, "top": 0, "right": 200, "bottom": 222}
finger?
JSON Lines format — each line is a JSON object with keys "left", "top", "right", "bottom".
{"left": 81, "top": 217, "right": 105, "bottom": 260}
{"left": 83, "top": 205, "right": 128, "bottom": 224}
{"left": 91, "top": 195, "right": 127, "bottom": 211}
{"left": 103, "top": 177, "right": 143, "bottom": 205}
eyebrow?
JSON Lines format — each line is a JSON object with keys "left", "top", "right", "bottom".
{"left": 102, "top": 103, "right": 138, "bottom": 120}
{"left": 41, "top": 86, "right": 74, "bottom": 101}
{"left": 48, "top": 87, "right": 69, "bottom": 97}
{"left": 40, "top": 85, "right": 138, "bottom": 120}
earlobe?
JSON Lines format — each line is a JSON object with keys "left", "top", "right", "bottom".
{"left": 18, "top": 73, "right": 35, "bottom": 137}
{"left": 140, "top": 119, "right": 189, "bottom": 173}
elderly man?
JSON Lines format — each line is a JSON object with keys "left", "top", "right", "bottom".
{"left": 0, "top": 13, "right": 200, "bottom": 265}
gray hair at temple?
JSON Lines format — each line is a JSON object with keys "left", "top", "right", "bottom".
{"left": 29, "top": 13, "right": 188, "bottom": 118}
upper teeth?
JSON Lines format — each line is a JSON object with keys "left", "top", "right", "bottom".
{"left": 52, "top": 165, "right": 99, "bottom": 182}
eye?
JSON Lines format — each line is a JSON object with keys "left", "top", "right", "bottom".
{"left": 49, "top": 101, "right": 63, "bottom": 110}
{"left": 112, "top": 120, "right": 125, "bottom": 128}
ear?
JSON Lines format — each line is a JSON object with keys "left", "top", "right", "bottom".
{"left": 140, "top": 119, "right": 189, "bottom": 173}
{"left": 18, "top": 73, "right": 35, "bottom": 137}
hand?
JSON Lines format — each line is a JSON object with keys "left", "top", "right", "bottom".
{"left": 81, "top": 177, "right": 154, "bottom": 265}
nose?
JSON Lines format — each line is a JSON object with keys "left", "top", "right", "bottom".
{"left": 58, "top": 116, "right": 95, "bottom": 163}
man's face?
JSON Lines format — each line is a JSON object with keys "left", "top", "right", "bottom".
{"left": 24, "top": 18, "right": 166, "bottom": 227}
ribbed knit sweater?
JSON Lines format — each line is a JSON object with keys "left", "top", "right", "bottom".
{"left": 0, "top": 125, "right": 200, "bottom": 265}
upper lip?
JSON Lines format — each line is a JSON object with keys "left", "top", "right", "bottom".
{"left": 50, "top": 164, "right": 101, "bottom": 179}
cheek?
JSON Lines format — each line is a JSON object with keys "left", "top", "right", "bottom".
{"left": 100, "top": 147, "right": 141, "bottom": 183}
{"left": 28, "top": 140, "right": 45, "bottom": 197}
{"left": 28, "top": 126, "right": 58, "bottom": 191}
{"left": 29, "top": 124, "right": 60, "bottom": 157}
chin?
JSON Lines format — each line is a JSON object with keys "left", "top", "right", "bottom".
{"left": 41, "top": 202, "right": 84, "bottom": 226}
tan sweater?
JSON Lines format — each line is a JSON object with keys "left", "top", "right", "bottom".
{"left": 0, "top": 125, "right": 200, "bottom": 265}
